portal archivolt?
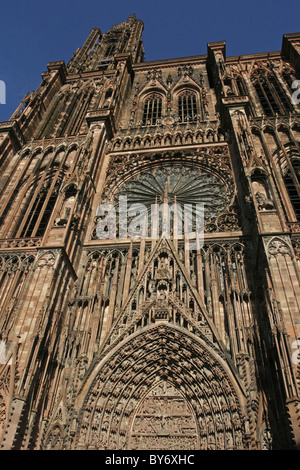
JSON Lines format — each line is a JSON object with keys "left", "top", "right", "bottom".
{"left": 75, "top": 324, "right": 247, "bottom": 450}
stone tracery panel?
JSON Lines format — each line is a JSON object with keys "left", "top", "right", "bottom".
{"left": 93, "top": 147, "right": 240, "bottom": 239}
{"left": 44, "top": 424, "right": 64, "bottom": 450}
{"left": 0, "top": 252, "right": 36, "bottom": 337}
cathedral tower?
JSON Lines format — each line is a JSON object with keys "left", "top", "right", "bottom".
{"left": 0, "top": 15, "right": 299, "bottom": 450}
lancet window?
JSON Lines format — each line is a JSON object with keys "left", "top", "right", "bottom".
{"left": 252, "top": 70, "right": 292, "bottom": 116}
{"left": 178, "top": 90, "right": 198, "bottom": 122}
{"left": 236, "top": 76, "right": 247, "bottom": 96}
{"left": 37, "top": 88, "right": 94, "bottom": 139}
{"left": 104, "top": 43, "right": 116, "bottom": 57}
{"left": 141, "top": 94, "right": 162, "bottom": 126}
{"left": 282, "top": 158, "right": 300, "bottom": 220}
{"left": 16, "top": 168, "right": 63, "bottom": 238}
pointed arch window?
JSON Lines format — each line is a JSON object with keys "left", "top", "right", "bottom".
{"left": 252, "top": 71, "right": 292, "bottom": 116}
{"left": 16, "top": 170, "right": 63, "bottom": 238}
{"left": 283, "top": 159, "right": 300, "bottom": 220}
{"left": 236, "top": 76, "right": 247, "bottom": 96}
{"left": 37, "top": 88, "right": 94, "bottom": 139}
{"left": 178, "top": 90, "right": 198, "bottom": 122}
{"left": 58, "top": 89, "right": 94, "bottom": 137}
{"left": 142, "top": 94, "right": 162, "bottom": 126}
{"left": 104, "top": 43, "right": 116, "bottom": 57}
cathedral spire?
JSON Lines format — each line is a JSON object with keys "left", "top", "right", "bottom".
{"left": 67, "top": 13, "right": 144, "bottom": 74}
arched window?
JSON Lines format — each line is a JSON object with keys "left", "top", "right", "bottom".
{"left": 236, "top": 76, "right": 247, "bottom": 96}
{"left": 17, "top": 170, "right": 63, "bottom": 238}
{"left": 252, "top": 71, "right": 292, "bottom": 116}
{"left": 142, "top": 94, "right": 162, "bottom": 126}
{"left": 37, "top": 88, "right": 94, "bottom": 139}
{"left": 58, "top": 89, "right": 94, "bottom": 136}
{"left": 283, "top": 159, "right": 300, "bottom": 220}
{"left": 178, "top": 90, "right": 198, "bottom": 122}
{"left": 104, "top": 43, "right": 116, "bottom": 57}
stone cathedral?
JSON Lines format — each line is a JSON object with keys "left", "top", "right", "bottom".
{"left": 0, "top": 14, "right": 299, "bottom": 451}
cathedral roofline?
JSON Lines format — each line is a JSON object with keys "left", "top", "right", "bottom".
{"left": 132, "top": 50, "right": 283, "bottom": 70}
{"left": 133, "top": 54, "right": 208, "bottom": 69}
{"left": 132, "top": 32, "right": 300, "bottom": 69}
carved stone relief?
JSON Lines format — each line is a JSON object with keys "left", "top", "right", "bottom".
{"left": 267, "top": 237, "right": 292, "bottom": 257}
{"left": 129, "top": 381, "right": 199, "bottom": 450}
{"left": 75, "top": 324, "right": 247, "bottom": 450}
{"left": 44, "top": 424, "right": 64, "bottom": 450}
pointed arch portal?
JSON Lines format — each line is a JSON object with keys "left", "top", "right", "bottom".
{"left": 75, "top": 324, "right": 247, "bottom": 450}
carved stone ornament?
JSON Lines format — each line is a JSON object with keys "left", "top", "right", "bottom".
{"left": 36, "top": 250, "right": 58, "bottom": 269}
{"left": 74, "top": 324, "right": 247, "bottom": 450}
{"left": 44, "top": 424, "right": 64, "bottom": 450}
{"left": 267, "top": 237, "right": 292, "bottom": 257}
{"left": 255, "top": 191, "right": 274, "bottom": 210}
{"left": 94, "top": 148, "right": 240, "bottom": 238}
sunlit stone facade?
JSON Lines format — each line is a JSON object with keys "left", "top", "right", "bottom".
{"left": 0, "top": 15, "right": 299, "bottom": 450}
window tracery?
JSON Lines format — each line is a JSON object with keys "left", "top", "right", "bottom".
{"left": 36, "top": 85, "right": 95, "bottom": 139}
{"left": 16, "top": 168, "right": 63, "bottom": 238}
{"left": 236, "top": 76, "right": 247, "bottom": 96}
{"left": 141, "top": 93, "right": 162, "bottom": 126}
{"left": 104, "top": 43, "right": 116, "bottom": 57}
{"left": 251, "top": 69, "right": 293, "bottom": 116}
{"left": 282, "top": 158, "right": 300, "bottom": 220}
{"left": 94, "top": 160, "right": 235, "bottom": 241}
{"left": 178, "top": 90, "right": 198, "bottom": 123}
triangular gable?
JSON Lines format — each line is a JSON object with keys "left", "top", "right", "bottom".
{"left": 101, "top": 237, "right": 224, "bottom": 353}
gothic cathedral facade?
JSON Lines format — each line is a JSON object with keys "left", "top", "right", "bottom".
{"left": 0, "top": 15, "right": 299, "bottom": 450}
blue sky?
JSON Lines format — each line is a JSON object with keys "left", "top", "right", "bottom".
{"left": 0, "top": 0, "right": 299, "bottom": 121}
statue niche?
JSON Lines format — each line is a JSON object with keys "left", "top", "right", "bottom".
{"left": 54, "top": 184, "right": 78, "bottom": 227}
{"left": 251, "top": 171, "right": 274, "bottom": 211}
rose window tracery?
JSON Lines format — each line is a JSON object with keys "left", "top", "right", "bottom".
{"left": 98, "top": 165, "right": 231, "bottom": 239}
